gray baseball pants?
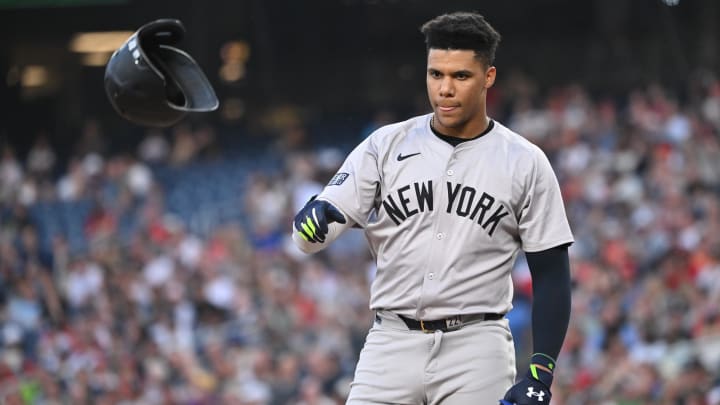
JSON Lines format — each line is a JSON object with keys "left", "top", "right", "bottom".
{"left": 347, "top": 310, "right": 516, "bottom": 405}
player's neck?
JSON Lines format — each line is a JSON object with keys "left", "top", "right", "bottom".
{"left": 430, "top": 117, "right": 494, "bottom": 147}
{"left": 431, "top": 114, "right": 490, "bottom": 139}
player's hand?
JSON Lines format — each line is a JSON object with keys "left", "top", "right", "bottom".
{"left": 501, "top": 354, "right": 555, "bottom": 405}
{"left": 501, "top": 377, "right": 550, "bottom": 405}
{"left": 293, "top": 195, "right": 346, "bottom": 243}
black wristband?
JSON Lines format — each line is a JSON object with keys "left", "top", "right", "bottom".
{"left": 528, "top": 353, "right": 555, "bottom": 388}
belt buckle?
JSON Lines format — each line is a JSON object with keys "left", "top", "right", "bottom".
{"left": 420, "top": 319, "right": 432, "bottom": 333}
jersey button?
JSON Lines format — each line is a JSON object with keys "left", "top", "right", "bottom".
{"left": 446, "top": 169, "right": 454, "bottom": 176}
{"left": 436, "top": 233, "right": 444, "bottom": 240}
{"left": 428, "top": 272, "right": 435, "bottom": 280}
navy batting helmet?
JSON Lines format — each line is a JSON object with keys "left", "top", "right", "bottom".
{"left": 104, "top": 19, "right": 218, "bottom": 127}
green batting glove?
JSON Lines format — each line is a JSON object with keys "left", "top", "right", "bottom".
{"left": 293, "top": 196, "right": 346, "bottom": 243}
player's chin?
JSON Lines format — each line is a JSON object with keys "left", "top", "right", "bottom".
{"left": 434, "top": 113, "right": 462, "bottom": 129}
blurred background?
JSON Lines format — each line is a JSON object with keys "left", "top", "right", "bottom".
{"left": 0, "top": 0, "right": 719, "bottom": 403}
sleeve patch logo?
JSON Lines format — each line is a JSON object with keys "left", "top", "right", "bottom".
{"left": 328, "top": 172, "right": 349, "bottom": 186}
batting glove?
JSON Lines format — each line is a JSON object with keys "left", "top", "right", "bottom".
{"left": 293, "top": 195, "right": 346, "bottom": 243}
{"left": 501, "top": 353, "right": 555, "bottom": 405}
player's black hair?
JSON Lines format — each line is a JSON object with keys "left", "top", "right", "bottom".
{"left": 421, "top": 11, "right": 501, "bottom": 67}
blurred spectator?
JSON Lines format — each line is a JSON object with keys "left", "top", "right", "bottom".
{"left": 170, "top": 124, "right": 198, "bottom": 166}
{"left": 702, "top": 81, "right": 720, "bottom": 131}
{"left": 286, "top": 153, "right": 324, "bottom": 213}
{"left": 0, "top": 144, "right": 23, "bottom": 204}
{"left": 244, "top": 173, "right": 288, "bottom": 250}
{"left": 194, "top": 124, "right": 220, "bottom": 160}
{"left": 138, "top": 129, "right": 171, "bottom": 164}
{"left": 74, "top": 118, "right": 108, "bottom": 157}
{"left": 125, "top": 156, "right": 154, "bottom": 198}
{"left": 26, "top": 133, "right": 56, "bottom": 177}
{"left": 56, "top": 157, "right": 87, "bottom": 201}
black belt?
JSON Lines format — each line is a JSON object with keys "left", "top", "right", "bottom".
{"left": 397, "top": 313, "right": 504, "bottom": 333}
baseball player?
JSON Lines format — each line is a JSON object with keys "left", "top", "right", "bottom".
{"left": 293, "top": 11, "right": 572, "bottom": 405}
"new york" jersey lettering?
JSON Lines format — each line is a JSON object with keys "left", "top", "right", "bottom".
{"left": 382, "top": 181, "right": 434, "bottom": 224}
{"left": 381, "top": 180, "right": 510, "bottom": 237}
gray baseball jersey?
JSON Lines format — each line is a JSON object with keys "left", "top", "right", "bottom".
{"left": 318, "top": 113, "right": 573, "bottom": 320}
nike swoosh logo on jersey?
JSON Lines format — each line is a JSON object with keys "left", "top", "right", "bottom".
{"left": 397, "top": 152, "right": 421, "bottom": 161}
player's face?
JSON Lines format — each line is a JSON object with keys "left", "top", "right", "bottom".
{"left": 426, "top": 49, "right": 496, "bottom": 138}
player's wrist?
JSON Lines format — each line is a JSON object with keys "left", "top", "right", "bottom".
{"left": 526, "top": 353, "right": 555, "bottom": 388}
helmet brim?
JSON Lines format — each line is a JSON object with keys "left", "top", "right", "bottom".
{"left": 152, "top": 45, "right": 219, "bottom": 112}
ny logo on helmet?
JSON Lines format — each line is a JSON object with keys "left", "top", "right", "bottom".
{"left": 526, "top": 387, "right": 545, "bottom": 401}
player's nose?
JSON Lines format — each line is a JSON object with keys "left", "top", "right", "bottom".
{"left": 439, "top": 77, "right": 455, "bottom": 97}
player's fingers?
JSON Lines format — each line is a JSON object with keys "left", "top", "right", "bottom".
{"left": 301, "top": 216, "right": 324, "bottom": 243}
{"left": 293, "top": 214, "right": 308, "bottom": 234}
{"left": 293, "top": 217, "right": 309, "bottom": 239}
{"left": 311, "top": 209, "right": 329, "bottom": 243}
{"left": 298, "top": 221, "right": 317, "bottom": 243}
{"left": 312, "top": 207, "right": 329, "bottom": 237}
{"left": 297, "top": 230, "right": 311, "bottom": 242}
{"left": 307, "top": 214, "right": 326, "bottom": 243}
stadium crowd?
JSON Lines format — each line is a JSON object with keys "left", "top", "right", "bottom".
{"left": 1, "top": 71, "right": 720, "bottom": 404}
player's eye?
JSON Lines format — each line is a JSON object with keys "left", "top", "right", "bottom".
{"left": 429, "top": 70, "right": 442, "bottom": 79}
{"left": 455, "top": 73, "right": 469, "bottom": 80}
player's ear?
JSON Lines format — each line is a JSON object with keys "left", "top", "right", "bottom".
{"left": 485, "top": 66, "right": 496, "bottom": 89}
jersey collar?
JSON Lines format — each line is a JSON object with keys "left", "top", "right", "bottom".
{"left": 429, "top": 115, "right": 495, "bottom": 147}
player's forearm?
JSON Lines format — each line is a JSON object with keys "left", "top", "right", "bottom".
{"left": 525, "top": 245, "right": 572, "bottom": 360}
